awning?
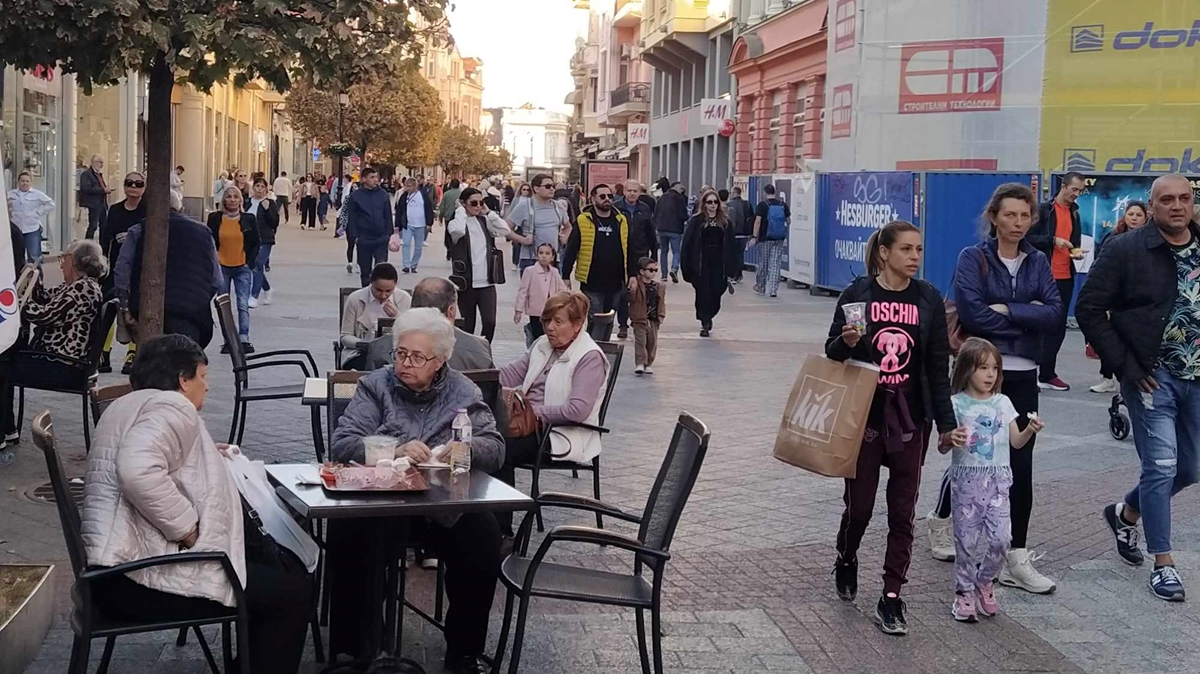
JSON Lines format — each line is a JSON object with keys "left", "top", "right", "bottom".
{"left": 563, "top": 90, "right": 581, "bottom": 105}
{"left": 602, "top": 145, "right": 627, "bottom": 160}
{"left": 618, "top": 145, "right": 634, "bottom": 159}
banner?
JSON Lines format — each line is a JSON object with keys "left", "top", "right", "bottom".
{"left": 582, "top": 160, "right": 629, "bottom": 193}
{"left": 816, "top": 171, "right": 916, "bottom": 290}
{"left": 779, "top": 164, "right": 820, "bottom": 286}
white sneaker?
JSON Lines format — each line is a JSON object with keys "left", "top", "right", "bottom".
{"left": 927, "top": 512, "right": 955, "bottom": 561}
{"left": 248, "top": 296, "right": 259, "bottom": 309}
{"left": 1090, "top": 378, "right": 1118, "bottom": 394}
{"left": 644, "top": 366, "right": 654, "bottom": 375}
{"left": 421, "top": 556, "right": 439, "bottom": 570}
{"left": 634, "top": 364, "right": 645, "bottom": 375}
{"left": 999, "top": 549, "right": 1056, "bottom": 594}
{"left": 262, "top": 290, "right": 272, "bottom": 306}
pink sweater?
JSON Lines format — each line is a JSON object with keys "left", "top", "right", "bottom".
{"left": 515, "top": 263, "right": 570, "bottom": 317}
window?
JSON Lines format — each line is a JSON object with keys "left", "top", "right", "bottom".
{"left": 770, "top": 90, "right": 783, "bottom": 171}
{"left": 589, "top": 77, "right": 598, "bottom": 113}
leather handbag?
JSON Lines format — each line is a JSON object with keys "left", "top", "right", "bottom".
{"left": 489, "top": 247, "right": 506, "bottom": 285}
{"left": 501, "top": 387, "right": 539, "bottom": 438}
{"left": 946, "top": 248, "right": 987, "bottom": 355}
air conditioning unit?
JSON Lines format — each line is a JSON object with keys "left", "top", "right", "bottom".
{"left": 620, "top": 44, "right": 635, "bottom": 58}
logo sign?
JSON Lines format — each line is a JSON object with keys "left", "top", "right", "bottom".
{"left": 0, "top": 288, "right": 16, "bottom": 318}
{"left": 834, "top": 0, "right": 856, "bottom": 53}
{"left": 787, "top": 376, "right": 846, "bottom": 443}
{"left": 718, "top": 118, "right": 735, "bottom": 137}
{"left": 1063, "top": 148, "right": 1096, "bottom": 172}
{"left": 817, "top": 171, "right": 915, "bottom": 289}
{"left": 1105, "top": 148, "right": 1200, "bottom": 174}
{"left": 699, "top": 99, "right": 731, "bottom": 127}
{"left": 830, "top": 84, "right": 854, "bottom": 139}
{"left": 898, "top": 38, "right": 1004, "bottom": 114}
{"left": 312, "top": 147, "right": 321, "bottom": 162}
{"left": 628, "top": 123, "right": 649, "bottom": 146}
{"left": 1114, "top": 21, "right": 1200, "bottom": 50}
{"left": 1071, "top": 24, "right": 1104, "bottom": 52}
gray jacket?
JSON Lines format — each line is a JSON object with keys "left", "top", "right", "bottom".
{"left": 451, "top": 328, "right": 494, "bottom": 371}
{"left": 330, "top": 366, "right": 504, "bottom": 473}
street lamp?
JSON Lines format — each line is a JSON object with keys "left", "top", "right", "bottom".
{"left": 336, "top": 92, "right": 350, "bottom": 205}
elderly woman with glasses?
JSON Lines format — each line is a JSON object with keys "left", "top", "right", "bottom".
{"left": 327, "top": 308, "right": 505, "bottom": 674}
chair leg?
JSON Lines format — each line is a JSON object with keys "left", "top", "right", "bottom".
{"left": 235, "top": 401, "right": 249, "bottom": 445}
{"left": 592, "top": 459, "right": 603, "bottom": 530}
{"left": 506, "top": 595, "right": 532, "bottom": 674}
{"left": 194, "top": 626, "right": 222, "bottom": 674}
{"left": 81, "top": 394, "right": 92, "bottom": 453}
{"left": 222, "top": 623, "right": 234, "bottom": 673}
{"left": 635, "top": 609, "right": 652, "bottom": 674}
{"left": 16, "top": 387, "right": 24, "bottom": 437}
{"left": 236, "top": 614, "right": 252, "bottom": 674}
{"left": 651, "top": 602, "right": 664, "bottom": 674}
{"left": 571, "top": 468, "right": 579, "bottom": 479}
{"left": 68, "top": 635, "right": 91, "bottom": 674}
{"left": 176, "top": 627, "right": 188, "bottom": 646}
{"left": 531, "top": 466, "right": 544, "bottom": 533}
{"left": 434, "top": 559, "right": 446, "bottom": 622}
{"left": 227, "top": 396, "right": 241, "bottom": 445}
{"left": 490, "top": 591, "right": 516, "bottom": 674}
{"left": 97, "top": 636, "right": 116, "bottom": 674}
{"left": 311, "top": 604, "right": 325, "bottom": 663}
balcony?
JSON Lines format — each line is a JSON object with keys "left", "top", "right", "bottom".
{"left": 606, "top": 82, "right": 650, "bottom": 123}
{"left": 614, "top": 0, "right": 642, "bottom": 27}
{"left": 640, "top": 0, "right": 714, "bottom": 72}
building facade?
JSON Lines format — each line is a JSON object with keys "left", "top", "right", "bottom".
{"left": 728, "top": 0, "right": 827, "bottom": 176}
{"left": 419, "top": 35, "right": 485, "bottom": 133}
{"left": 486, "top": 105, "right": 573, "bottom": 181}
{"left": 591, "top": 0, "right": 653, "bottom": 182}
{"left": 641, "top": 0, "right": 737, "bottom": 191}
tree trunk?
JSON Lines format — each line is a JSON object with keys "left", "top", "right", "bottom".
{"left": 137, "top": 51, "right": 173, "bottom": 339}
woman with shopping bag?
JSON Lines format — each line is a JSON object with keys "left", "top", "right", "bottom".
{"left": 823, "top": 220, "right": 965, "bottom": 636}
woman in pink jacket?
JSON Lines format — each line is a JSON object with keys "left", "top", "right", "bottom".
{"left": 514, "top": 242, "right": 570, "bottom": 343}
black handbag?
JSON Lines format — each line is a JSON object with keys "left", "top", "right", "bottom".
{"left": 489, "top": 248, "right": 506, "bottom": 285}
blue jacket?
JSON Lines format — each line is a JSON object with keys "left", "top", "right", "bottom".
{"left": 346, "top": 185, "right": 394, "bottom": 246}
{"left": 953, "top": 238, "right": 1063, "bottom": 364}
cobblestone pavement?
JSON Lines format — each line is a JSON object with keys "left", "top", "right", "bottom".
{"left": 5, "top": 219, "right": 1198, "bottom": 674}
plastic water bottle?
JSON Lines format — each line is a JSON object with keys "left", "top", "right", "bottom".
{"left": 451, "top": 409, "right": 472, "bottom": 474}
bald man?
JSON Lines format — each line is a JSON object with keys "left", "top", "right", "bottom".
{"left": 1078, "top": 173, "right": 1200, "bottom": 601}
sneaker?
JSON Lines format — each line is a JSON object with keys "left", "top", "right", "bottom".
{"left": 121, "top": 352, "right": 136, "bottom": 375}
{"left": 976, "top": 582, "right": 999, "bottom": 617}
{"left": 753, "top": 284, "right": 763, "bottom": 294}
{"left": 644, "top": 366, "right": 654, "bottom": 375}
{"left": 952, "top": 593, "right": 978, "bottom": 623}
{"left": 927, "top": 512, "right": 955, "bottom": 561}
{"left": 1150, "top": 565, "right": 1186, "bottom": 602}
{"left": 5, "top": 431, "right": 19, "bottom": 444}
{"left": 443, "top": 654, "right": 487, "bottom": 674}
{"left": 1038, "top": 377, "right": 1071, "bottom": 391}
{"left": 248, "top": 296, "right": 259, "bottom": 309}
{"left": 1103, "top": 503, "right": 1144, "bottom": 566}
{"left": 670, "top": 271, "right": 678, "bottom": 284}
{"left": 241, "top": 342, "right": 255, "bottom": 354}
{"left": 346, "top": 263, "right": 354, "bottom": 274}
{"left": 617, "top": 326, "right": 628, "bottom": 340}
{"left": 1090, "top": 378, "right": 1118, "bottom": 394}
{"left": 262, "top": 290, "right": 272, "bottom": 306}
{"left": 769, "top": 293, "right": 778, "bottom": 298}
{"left": 634, "top": 364, "right": 645, "bottom": 375}
{"left": 402, "top": 267, "right": 411, "bottom": 274}
{"left": 873, "top": 594, "right": 908, "bottom": 636}
{"left": 264, "top": 262, "right": 270, "bottom": 272}
{"left": 98, "top": 351, "right": 112, "bottom": 374}
{"left": 833, "top": 556, "right": 857, "bottom": 601}
{"left": 421, "top": 556, "right": 439, "bottom": 570}
{"left": 220, "top": 343, "right": 230, "bottom": 355}
{"left": 699, "top": 328, "right": 710, "bottom": 337}
{"left": 999, "top": 549, "right": 1056, "bottom": 594}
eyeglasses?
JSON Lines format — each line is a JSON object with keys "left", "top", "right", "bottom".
{"left": 394, "top": 349, "right": 435, "bottom": 367}
{"left": 704, "top": 199, "right": 719, "bottom": 205}
{"left": 124, "top": 180, "right": 145, "bottom": 188}
{"left": 595, "top": 194, "right": 612, "bottom": 201}
{"left": 466, "top": 199, "right": 483, "bottom": 207}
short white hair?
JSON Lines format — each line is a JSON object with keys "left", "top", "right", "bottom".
{"left": 393, "top": 308, "right": 455, "bottom": 361}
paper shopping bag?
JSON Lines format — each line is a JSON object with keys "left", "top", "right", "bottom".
{"left": 773, "top": 355, "right": 879, "bottom": 479}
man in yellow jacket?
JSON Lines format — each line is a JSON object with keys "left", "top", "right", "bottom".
{"left": 561, "top": 183, "right": 634, "bottom": 332}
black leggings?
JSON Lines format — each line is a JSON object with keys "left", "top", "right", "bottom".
{"left": 346, "top": 231, "right": 357, "bottom": 264}
{"left": 458, "top": 285, "right": 497, "bottom": 343}
{"left": 935, "top": 368, "right": 1038, "bottom": 548}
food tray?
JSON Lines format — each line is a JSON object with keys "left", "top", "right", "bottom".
{"left": 319, "top": 465, "right": 430, "bottom": 493}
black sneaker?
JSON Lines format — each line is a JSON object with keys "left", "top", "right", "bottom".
{"left": 98, "top": 352, "right": 112, "bottom": 374}
{"left": 443, "top": 654, "right": 487, "bottom": 674}
{"left": 699, "top": 328, "right": 710, "bottom": 337}
{"left": 121, "top": 353, "right": 136, "bottom": 375}
{"left": 220, "top": 343, "right": 230, "bottom": 355}
{"left": 402, "top": 267, "right": 411, "bottom": 274}
{"left": 241, "top": 342, "right": 255, "bottom": 354}
{"left": 617, "top": 326, "right": 628, "bottom": 339}
{"left": 670, "top": 271, "right": 679, "bottom": 284}
{"left": 874, "top": 594, "right": 909, "bottom": 635}
{"left": 1103, "top": 503, "right": 1144, "bottom": 566}
{"left": 1150, "top": 565, "right": 1186, "bottom": 602}
{"left": 833, "top": 556, "right": 858, "bottom": 601}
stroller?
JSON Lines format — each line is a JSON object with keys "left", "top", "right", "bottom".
{"left": 1108, "top": 393, "right": 1131, "bottom": 440}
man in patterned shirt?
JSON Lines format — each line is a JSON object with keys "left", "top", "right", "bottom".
{"left": 1078, "top": 173, "right": 1200, "bottom": 602}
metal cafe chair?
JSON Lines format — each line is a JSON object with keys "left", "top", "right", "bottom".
{"left": 88, "top": 381, "right": 133, "bottom": 422}
{"left": 492, "top": 412, "right": 711, "bottom": 674}
{"left": 317, "top": 370, "right": 368, "bottom": 629}
{"left": 333, "top": 286, "right": 359, "bottom": 368}
{"left": 34, "top": 410, "right": 250, "bottom": 674}
{"left": 214, "top": 294, "right": 317, "bottom": 445}
{"left": 513, "top": 341, "right": 623, "bottom": 531}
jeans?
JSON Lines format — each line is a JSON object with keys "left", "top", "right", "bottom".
{"left": 659, "top": 232, "right": 682, "bottom": 277}
{"left": 357, "top": 240, "right": 390, "bottom": 287}
{"left": 318, "top": 195, "right": 331, "bottom": 224}
{"left": 22, "top": 230, "right": 42, "bottom": 265}
{"left": 252, "top": 244, "right": 273, "bottom": 298}
{"left": 1040, "top": 276, "right": 1075, "bottom": 382}
{"left": 1122, "top": 369, "right": 1200, "bottom": 555}
{"left": 221, "top": 264, "right": 253, "bottom": 340}
{"left": 86, "top": 206, "right": 106, "bottom": 240}
{"left": 402, "top": 226, "right": 427, "bottom": 269}
{"left": 583, "top": 287, "right": 624, "bottom": 333}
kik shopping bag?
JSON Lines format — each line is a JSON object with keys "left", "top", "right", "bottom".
{"left": 773, "top": 355, "right": 879, "bottom": 479}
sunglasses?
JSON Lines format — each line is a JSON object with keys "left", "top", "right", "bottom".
{"left": 466, "top": 200, "right": 483, "bottom": 207}
{"left": 645, "top": 267, "right": 660, "bottom": 273}
{"left": 538, "top": 183, "right": 554, "bottom": 189}
{"left": 124, "top": 180, "right": 145, "bottom": 188}
{"left": 704, "top": 199, "right": 719, "bottom": 205}
{"left": 595, "top": 194, "right": 613, "bottom": 201}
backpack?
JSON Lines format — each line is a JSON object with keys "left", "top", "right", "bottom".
{"left": 765, "top": 201, "right": 788, "bottom": 240}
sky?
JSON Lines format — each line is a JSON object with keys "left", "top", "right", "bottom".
{"left": 446, "top": 0, "right": 586, "bottom": 114}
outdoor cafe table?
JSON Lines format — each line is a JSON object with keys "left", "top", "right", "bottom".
{"left": 266, "top": 463, "right": 534, "bottom": 672}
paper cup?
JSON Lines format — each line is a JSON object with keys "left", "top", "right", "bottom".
{"left": 363, "top": 435, "right": 398, "bottom": 466}
{"left": 843, "top": 302, "right": 867, "bottom": 334}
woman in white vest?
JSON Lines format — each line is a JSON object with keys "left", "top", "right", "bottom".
{"left": 497, "top": 291, "right": 608, "bottom": 538}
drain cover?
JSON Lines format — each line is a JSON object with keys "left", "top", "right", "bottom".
{"left": 27, "top": 480, "right": 84, "bottom": 508}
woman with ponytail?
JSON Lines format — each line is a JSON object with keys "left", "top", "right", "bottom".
{"left": 824, "top": 220, "right": 964, "bottom": 636}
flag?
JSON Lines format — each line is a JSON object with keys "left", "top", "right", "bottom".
{"left": 0, "top": 178, "right": 21, "bottom": 353}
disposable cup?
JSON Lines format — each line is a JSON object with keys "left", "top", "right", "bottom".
{"left": 363, "top": 435, "right": 398, "bottom": 466}
{"left": 843, "top": 302, "right": 867, "bottom": 334}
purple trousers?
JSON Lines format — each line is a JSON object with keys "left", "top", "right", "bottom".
{"left": 950, "top": 467, "right": 1013, "bottom": 594}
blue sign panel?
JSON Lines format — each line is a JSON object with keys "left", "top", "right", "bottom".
{"left": 312, "top": 147, "right": 322, "bottom": 162}
{"left": 816, "top": 171, "right": 916, "bottom": 291}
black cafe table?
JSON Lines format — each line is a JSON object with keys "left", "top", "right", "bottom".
{"left": 266, "top": 464, "right": 534, "bottom": 673}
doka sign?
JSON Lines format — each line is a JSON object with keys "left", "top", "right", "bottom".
{"left": 1072, "top": 21, "right": 1200, "bottom": 52}
{"left": 898, "top": 38, "right": 1004, "bottom": 114}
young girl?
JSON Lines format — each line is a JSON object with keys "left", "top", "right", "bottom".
{"left": 629, "top": 256, "right": 666, "bottom": 375}
{"left": 942, "top": 337, "right": 1045, "bottom": 623}
{"left": 825, "top": 220, "right": 965, "bottom": 636}
{"left": 515, "top": 242, "right": 569, "bottom": 344}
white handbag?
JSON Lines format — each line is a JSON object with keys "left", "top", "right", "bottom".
{"left": 222, "top": 447, "right": 320, "bottom": 573}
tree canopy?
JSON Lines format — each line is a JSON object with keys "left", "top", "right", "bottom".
{"left": 437, "top": 124, "right": 512, "bottom": 178}
{"left": 287, "top": 63, "right": 443, "bottom": 168}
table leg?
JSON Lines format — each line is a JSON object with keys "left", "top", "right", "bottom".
{"left": 311, "top": 406, "right": 326, "bottom": 462}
